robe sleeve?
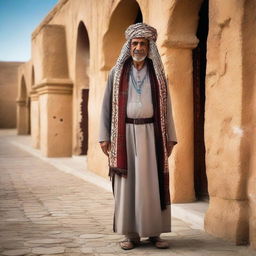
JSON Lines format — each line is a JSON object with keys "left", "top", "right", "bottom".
{"left": 167, "top": 84, "right": 177, "bottom": 144}
{"left": 98, "top": 67, "right": 115, "bottom": 142}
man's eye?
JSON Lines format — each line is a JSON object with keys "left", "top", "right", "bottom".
{"left": 132, "top": 42, "right": 138, "bottom": 46}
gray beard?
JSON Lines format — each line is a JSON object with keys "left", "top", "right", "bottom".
{"left": 132, "top": 55, "right": 146, "bottom": 62}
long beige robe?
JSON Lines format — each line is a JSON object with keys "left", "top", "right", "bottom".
{"left": 99, "top": 64, "right": 177, "bottom": 238}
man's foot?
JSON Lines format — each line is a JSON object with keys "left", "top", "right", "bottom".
{"left": 149, "top": 236, "right": 169, "bottom": 249}
{"left": 120, "top": 238, "right": 140, "bottom": 250}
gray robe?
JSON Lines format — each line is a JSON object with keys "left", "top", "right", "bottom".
{"left": 99, "top": 64, "right": 177, "bottom": 238}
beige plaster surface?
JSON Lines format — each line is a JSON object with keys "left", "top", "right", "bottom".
{"left": 205, "top": 0, "right": 244, "bottom": 200}
{"left": 0, "top": 62, "right": 23, "bottom": 128}
{"left": 205, "top": 197, "right": 249, "bottom": 245}
{"left": 204, "top": 0, "right": 256, "bottom": 247}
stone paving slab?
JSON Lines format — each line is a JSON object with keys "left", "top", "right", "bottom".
{"left": 0, "top": 130, "right": 255, "bottom": 256}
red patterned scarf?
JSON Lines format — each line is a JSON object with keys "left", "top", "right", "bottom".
{"left": 109, "top": 57, "right": 170, "bottom": 210}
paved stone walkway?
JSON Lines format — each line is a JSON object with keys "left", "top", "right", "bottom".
{"left": 0, "top": 130, "right": 255, "bottom": 256}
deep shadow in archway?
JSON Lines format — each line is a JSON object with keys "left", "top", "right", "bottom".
{"left": 193, "top": 0, "right": 209, "bottom": 200}
{"left": 134, "top": 7, "right": 143, "bottom": 23}
{"left": 75, "top": 22, "right": 90, "bottom": 155}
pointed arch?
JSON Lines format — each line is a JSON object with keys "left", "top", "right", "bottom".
{"left": 101, "top": 0, "right": 143, "bottom": 70}
{"left": 20, "top": 76, "right": 27, "bottom": 101}
{"left": 76, "top": 22, "right": 90, "bottom": 89}
{"left": 17, "top": 75, "right": 30, "bottom": 134}
{"left": 73, "top": 21, "right": 90, "bottom": 155}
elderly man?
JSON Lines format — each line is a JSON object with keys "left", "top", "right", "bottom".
{"left": 99, "top": 23, "right": 177, "bottom": 250}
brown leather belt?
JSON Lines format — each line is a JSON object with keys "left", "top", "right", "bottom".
{"left": 126, "top": 117, "right": 154, "bottom": 125}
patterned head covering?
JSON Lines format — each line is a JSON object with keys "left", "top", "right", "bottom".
{"left": 125, "top": 23, "right": 157, "bottom": 42}
{"left": 113, "top": 23, "right": 166, "bottom": 96}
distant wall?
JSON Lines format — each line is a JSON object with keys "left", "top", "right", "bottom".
{"left": 0, "top": 62, "right": 23, "bottom": 128}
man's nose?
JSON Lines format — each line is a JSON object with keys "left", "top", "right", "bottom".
{"left": 136, "top": 43, "right": 143, "bottom": 50}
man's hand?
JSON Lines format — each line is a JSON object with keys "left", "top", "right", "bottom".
{"left": 100, "top": 141, "right": 111, "bottom": 156}
{"left": 167, "top": 141, "right": 175, "bottom": 157}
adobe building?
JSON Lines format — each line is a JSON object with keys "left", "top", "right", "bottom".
{"left": 16, "top": 0, "right": 256, "bottom": 248}
{"left": 0, "top": 62, "right": 24, "bottom": 128}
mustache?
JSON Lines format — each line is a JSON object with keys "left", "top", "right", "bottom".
{"left": 133, "top": 50, "right": 145, "bottom": 54}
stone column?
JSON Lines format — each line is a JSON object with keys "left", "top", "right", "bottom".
{"left": 204, "top": 0, "right": 249, "bottom": 245}
{"left": 34, "top": 24, "right": 72, "bottom": 157}
{"left": 30, "top": 89, "right": 40, "bottom": 148}
{"left": 37, "top": 78, "right": 72, "bottom": 157}
{"left": 163, "top": 41, "right": 199, "bottom": 203}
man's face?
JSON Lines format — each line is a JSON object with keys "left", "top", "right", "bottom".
{"left": 130, "top": 38, "right": 149, "bottom": 62}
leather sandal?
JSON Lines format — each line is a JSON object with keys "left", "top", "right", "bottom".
{"left": 149, "top": 236, "right": 169, "bottom": 249}
{"left": 120, "top": 238, "right": 140, "bottom": 250}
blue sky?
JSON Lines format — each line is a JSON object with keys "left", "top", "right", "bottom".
{"left": 0, "top": 0, "right": 58, "bottom": 62}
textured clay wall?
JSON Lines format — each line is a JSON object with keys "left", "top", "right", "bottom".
{"left": 243, "top": 0, "right": 256, "bottom": 248}
{"left": 0, "top": 62, "right": 23, "bottom": 128}
{"left": 204, "top": 0, "right": 255, "bottom": 246}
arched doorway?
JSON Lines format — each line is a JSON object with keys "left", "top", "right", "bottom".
{"left": 193, "top": 0, "right": 209, "bottom": 200}
{"left": 17, "top": 76, "right": 30, "bottom": 134}
{"left": 74, "top": 22, "right": 90, "bottom": 155}
{"left": 164, "top": 0, "right": 207, "bottom": 202}
{"left": 20, "top": 77, "right": 27, "bottom": 104}
{"left": 101, "top": 0, "right": 143, "bottom": 70}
